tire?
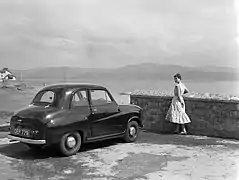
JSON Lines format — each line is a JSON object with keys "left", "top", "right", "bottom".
{"left": 58, "top": 132, "right": 82, "bottom": 157}
{"left": 124, "top": 120, "right": 139, "bottom": 143}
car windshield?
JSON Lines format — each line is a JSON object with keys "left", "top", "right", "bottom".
{"left": 32, "top": 88, "right": 64, "bottom": 108}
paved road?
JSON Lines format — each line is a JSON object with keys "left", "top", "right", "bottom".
{"left": 0, "top": 131, "right": 238, "bottom": 180}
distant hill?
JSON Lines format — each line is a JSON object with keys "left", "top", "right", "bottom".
{"left": 10, "top": 63, "right": 239, "bottom": 82}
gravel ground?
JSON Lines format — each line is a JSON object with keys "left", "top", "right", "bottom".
{"left": 0, "top": 131, "right": 238, "bottom": 180}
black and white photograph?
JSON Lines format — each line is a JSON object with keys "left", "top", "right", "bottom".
{"left": 0, "top": 0, "right": 239, "bottom": 179}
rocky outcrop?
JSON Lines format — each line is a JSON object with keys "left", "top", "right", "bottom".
{"left": 0, "top": 81, "right": 34, "bottom": 91}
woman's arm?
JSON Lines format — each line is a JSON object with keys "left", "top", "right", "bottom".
{"left": 176, "top": 85, "right": 184, "bottom": 105}
{"left": 184, "top": 86, "right": 189, "bottom": 94}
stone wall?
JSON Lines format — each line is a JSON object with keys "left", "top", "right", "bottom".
{"left": 130, "top": 91, "right": 239, "bottom": 139}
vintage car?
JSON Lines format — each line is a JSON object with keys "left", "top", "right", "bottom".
{"left": 8, "top": 83, "right": 143, "bottom": 156}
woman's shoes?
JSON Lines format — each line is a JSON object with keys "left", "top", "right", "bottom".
{"left": 179, "top": 131, "right": 187, "bottom": 135}
{"left": 174, "top": 131, "right": 187, "bottom": 135}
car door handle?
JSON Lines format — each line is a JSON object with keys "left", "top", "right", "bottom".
{"left": 92, "top": 107, "right": 97, "bottom": 113}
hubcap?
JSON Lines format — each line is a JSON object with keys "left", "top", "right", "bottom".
{"left": 129, "top": 126, "right": 136, "bottom": 136}
{"left": 66, "top": 136, "right": 76, "bottom": 149}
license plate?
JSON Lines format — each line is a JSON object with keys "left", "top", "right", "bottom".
{"left": 14, "top": 128, "right": 31, "bottom": 137}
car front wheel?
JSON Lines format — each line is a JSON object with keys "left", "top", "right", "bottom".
{"left": 124, "top": 120, "right": 139, "bottom": 143}
{"left": 58, "top": 132, "right": 82, "bottom": 156}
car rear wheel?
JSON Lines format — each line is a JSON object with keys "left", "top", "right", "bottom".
{"left": 58, "top": 132, "right": 81, "bottom": 156}
{"left": 124, "top": 120, "right": 139, "bottom": 143}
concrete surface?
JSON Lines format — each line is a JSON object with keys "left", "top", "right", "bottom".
{"left": 0, "top": 131, "right": 238, "bottom": 180}
{"left": 0, "top": 132, "right": 9, "bottom": 139}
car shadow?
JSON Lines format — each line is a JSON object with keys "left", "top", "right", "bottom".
{"left": 80, "top": 138, "right": 124, "bottom": 152}
{"left": 0, "top": 142, "right": 59, "bottom": 160}
{"left": 0, "top": 138, "right": 124, "bottom": 160}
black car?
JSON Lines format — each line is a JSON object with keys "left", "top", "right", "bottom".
{"left": 8, "top": 83, "right": 143, "bottom": 156}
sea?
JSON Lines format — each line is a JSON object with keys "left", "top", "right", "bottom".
{"left": 22, "top": 78, "right": 239, "bottom": 104}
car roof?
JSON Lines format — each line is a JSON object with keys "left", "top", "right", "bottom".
{"left": 41, "top": 82, "right": 106, "bottom": 91}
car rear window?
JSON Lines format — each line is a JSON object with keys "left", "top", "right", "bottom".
{"left": 32, "top": 88, "right": 63, "bottom": 107}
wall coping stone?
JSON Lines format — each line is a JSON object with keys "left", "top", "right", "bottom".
{"left": 128, "top": 89, "right": 239, "bottom": 104}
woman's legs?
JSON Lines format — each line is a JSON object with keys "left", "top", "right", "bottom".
{"left": 174, "top": 124, "right": 180, "bottom": 133}
{"left": 179, "top": 124, "right": 187, "bottom": 134}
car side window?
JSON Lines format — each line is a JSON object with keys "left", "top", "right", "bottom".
{"left": 71, "top": 90, "right": 88, "bottom": 108}
{"left": 90, "top": 90, "right": 112, "bottom": 106}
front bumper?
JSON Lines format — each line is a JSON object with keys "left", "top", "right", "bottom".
{"left": 7, "top": 135, "right": 46, "bottom": 145}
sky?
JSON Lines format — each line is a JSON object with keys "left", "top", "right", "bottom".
{"left": 0, "top": 0, "right": 238, "bottom": 69}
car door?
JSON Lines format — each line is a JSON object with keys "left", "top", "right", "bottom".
{"left": 89, "top": 89, "right": 121, "bottom": 137}
{"left": 69, "top": 90, "right": 91, "bottom": 136}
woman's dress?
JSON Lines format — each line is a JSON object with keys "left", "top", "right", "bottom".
{"left": 165, "top": 82, "right": 191, "bottom": 124}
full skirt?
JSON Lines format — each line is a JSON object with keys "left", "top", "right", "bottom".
{"left": 165, "top": 97, "right": 191, "bottom": 124}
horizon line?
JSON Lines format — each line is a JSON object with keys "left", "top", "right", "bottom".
{"left": 4, "top": 63, "right": 238, "bottom": 71}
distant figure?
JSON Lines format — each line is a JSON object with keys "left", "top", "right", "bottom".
{"left": 165, "top": 73, "right": 191, "bottom": 135}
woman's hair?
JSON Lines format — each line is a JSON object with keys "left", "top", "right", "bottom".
{"left": 174, "top": 73, "right": 182, "bottom": 80}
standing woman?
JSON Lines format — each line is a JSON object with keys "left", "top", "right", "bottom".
{"left": 165, "top": 73, "right": 191, "bottom": 135}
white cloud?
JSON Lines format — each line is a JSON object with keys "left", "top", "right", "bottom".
{"left": 0, "top": 0, "right": 237, "bottom": 68}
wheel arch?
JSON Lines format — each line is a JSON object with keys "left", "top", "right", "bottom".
{"left": 46, "top": 126, "right": 87, "bottom": 145}
{"left": 127, "top": 114, "right": 143, "bottom": 128}
{"left": 76, "top": 130, "right": 86, "bottom": 143}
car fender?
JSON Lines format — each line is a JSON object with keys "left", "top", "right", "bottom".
{"left": 127, "top": 114, "right": 143, "bottom": 128}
